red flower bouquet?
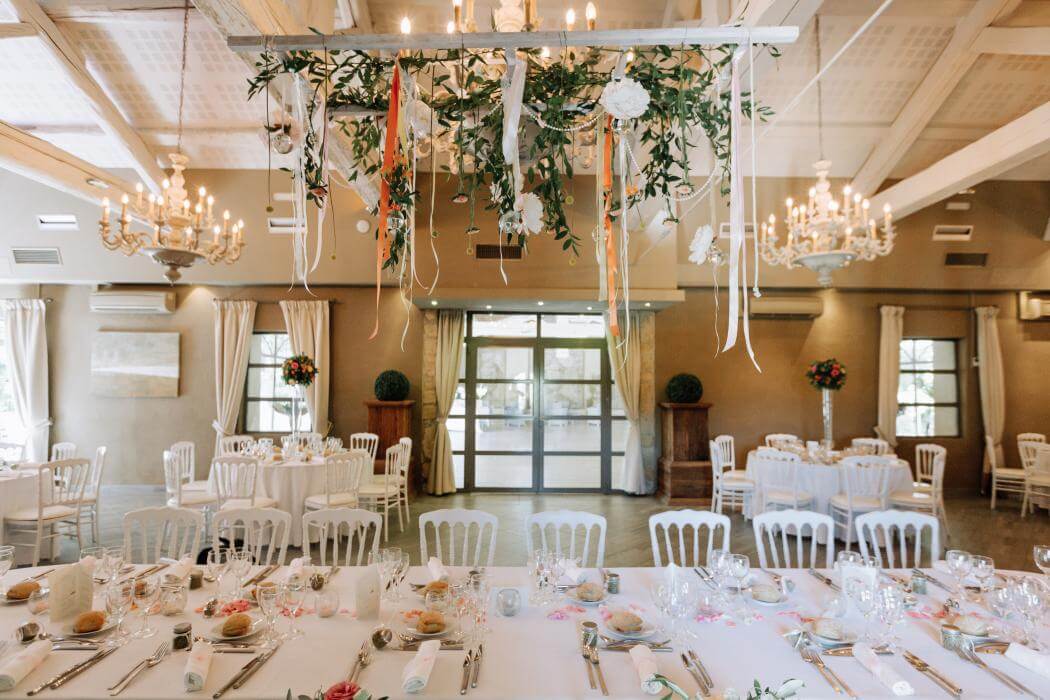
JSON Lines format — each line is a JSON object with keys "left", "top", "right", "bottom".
{"left": 806, "top": 358, "right": 847, "bottom": 391}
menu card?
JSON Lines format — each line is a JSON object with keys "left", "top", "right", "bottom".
{"left": 838, "top": 562, "right": 877, "bottom": 617}
{"left": 354, "top": 565, "right": 380, "bottom": 620}
{"left": 47, "top": 558, "right": 94, "bottom": 622}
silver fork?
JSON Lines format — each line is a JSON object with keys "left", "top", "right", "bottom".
{"left": 959, "top": 640, "right": 1039, "bottom": 697}
{"left": 800, "top": 646, "right": 842, "bottom": 694}
{"left": 107, "top": 643, "right": 168, "bottom": 696}
{"left": 807, "top": 646, "right": 857, "bottom": 699}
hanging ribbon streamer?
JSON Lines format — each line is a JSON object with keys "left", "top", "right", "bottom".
{"left": 602, "top": 115, "right": 619, "bottom": 337}
{"left": 370, "top": 59, "right": 403, "bottom": 340}
{"left": 748, "top": 35, "right": 761, "bottom": 298}
{"left": 501, "top": 49, "right": 527, "bottom": 199}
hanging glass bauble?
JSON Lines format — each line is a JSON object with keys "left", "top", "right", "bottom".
{"left": 271, "top": 129, "right": 295, "bottom": 155}
{"left": 499, "top": 210, "right": 523, "bottom": 236}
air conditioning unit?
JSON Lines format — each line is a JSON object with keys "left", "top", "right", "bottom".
{"left": 89, "top": 291, "right": 176, "bottom": 315}
{"left": 749, "top": 295, "right": 823, "bottom": 319}
{"left": 1019, "top": 292, "right": 1050, "bottom": 320}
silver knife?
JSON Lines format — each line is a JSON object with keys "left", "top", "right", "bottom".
{"left": 902, "top": 650, "right": 962, "bottom": 698}
{"left": 34, "top": 645, "right": 120, "bottom": 694}
{"left": 460, "top": 649, "right": 474, "bottom": 695}
{"left": 681, "top": 653, "right": 709, "bottom": 697}
{"left": 688, "top": 649, "right": 714, "bottom": 690}
{"left": 212, "top": 654, "right": 262, "bottom": 699}
{"left": 232, "top": 643, "right": 280, "bottom": 689}
{"left": 808, "top": 569, "right": 841, "bottom": 591}
{"left": 911, "top": 568, "right": 951, "bottom": 592}
{"left": 470, "top": 643, "right": 483, "bottom": 688}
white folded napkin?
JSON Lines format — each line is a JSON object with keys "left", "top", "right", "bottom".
{"left": 183, "top": 643, "right": 214, "bottom": 692}
{"left": 1005, "top": 643, "right": 1050, "bottom": 679}
{"left": 285, "top": 557, "right": 306, "bottom": 582}
{"left": 160, "top": 556, "right": 193, "bottom": 582}
{"left": 401, "top": 639, "right": 440, "bottom": 693}
{"left": 560, "top": 559, "right": 584, "bottom": 584}
{"left": 427, "top": 557, "right": 449, "bottom": 582}
{"left": 852, "top": 643, "right": 914, "bottom": 696}
{"left": 628, "top": 644, "right": 663, "bottom": 695}
{"left": 77, "top": 555, "right": 96, "bottom": 576}
{"left": 0, "top": 641, "right": 51, "bottom": 691}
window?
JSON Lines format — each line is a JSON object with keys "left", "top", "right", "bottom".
{"left": 897, "top": 339, "right": 960, "bottom": 437}
{"left": 0, "top": 332, "right": 20, "bottom": 442}
{"left": 244, "top": 333, "right": 311, "bottom": 433}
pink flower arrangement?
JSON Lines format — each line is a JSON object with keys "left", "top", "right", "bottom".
{"left": 805, "top": 358, "right": 847, "bottom": 391}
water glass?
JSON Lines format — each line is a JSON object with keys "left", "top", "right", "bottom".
{"left": 874, "top": 582, "right": 905, "bottom": 648}
{"left": 1010, "top": 577, "right": 1046, "bottom": 650}
{"left": 836, "top": 550, "right": 863, "bottom": 568}
{"left": 27, "top": 588, "right": 49, "bottom": 616}
{"left": 132, "top": 575, "right": 160, "bottom": 639}
{"left": 282, "top": 581, "right": 307, "bottom": 639}
{"left": 316, "top": 588, "right": 340, "bottom": 618}
{"left": 256, "top": 586, "right": 281, "bottom": 645}
{"left": 104, "top": 547, "right": 126, "bottom": 583}
{"left": 945, "top": 550, "right": 973, "bottom": 595}
{"left": 496, "top": 588, "right": 521, "bottom": 616}
{"left": 972, "top": 556, "right": 995, "bottom": 593}
{"left": 206, "top": 547, "right": 232, "bottom": 586}
{"left": 1033, "top": 545, "right": 1050, "bottom": 578}
{"left": 0, "top": 545, "right": 13, "bottom": 595}
{"left": 846, "top": 578, "right": 876, "bottom": 642}
{"left": 425, "top": 589, "right": 451, "bottom": 613}
{"left": 106, "top": 580, "right": 134, "bottom": 640}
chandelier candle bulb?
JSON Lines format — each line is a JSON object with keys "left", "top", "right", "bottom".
{"left": 400, "top": 16, "right": 411, "bottom": 33}
{"left": 565, "top": 8, "right": 576, "bottom": 30}
{"left": 135, "top": 182, "right": 143, "bottom": 207}
{"left": 453, "top": 0, "right": 461, "bottom": 30}
{"left": 101, "top": 197, "right": 110, "bottom": 223}
{"left": 585, "top": 2, "right": 596, "bottom": 30}
{"left": 120, "top": 194, "right": 129, "bottom": 222}
{"left": 447, "top": 20, "right": 455, "bottom": 33}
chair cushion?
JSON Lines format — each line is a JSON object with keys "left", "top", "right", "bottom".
{"left": 171, "top": 491, "right": 216, "bottom": 507}
{"left": 723, "top": 469, "right": 748, "bottom": 480}
{"left": 305, "top": 493, "right": 359, "bottom": 508}
{"left": 220, "top": 497, "right": 277, "bottom": 510}
{"left": 1028, "top": 475, "right": 1050, "bottom": 487}
{"left": 183, "top": 480, "right": 211, "bottom": 492}
{"left": 358, "top": 483, "right": 400, "bottom": 497}
{"left": 5, "top": 504, "right": 77, "bottom": 522}
{"left": 995, "top": 468, "right": 1027, "bottom": 479}
{"left": 912, "top": 481, "right": 933, "bottom": 492}
{"left": 720, "top": 477, "right": 754, "bottom": 492}
{"left": 765, "top": 489, "right": 813, "bottom": 505}
{"left": 829, "top": 493, "right": 882, "bottom": 511}
{"left": 889, "top": 490, "right": 936, "bottom": 506}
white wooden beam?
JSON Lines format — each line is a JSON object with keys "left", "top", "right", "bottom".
{"left": 850, "top": 0, "right": 1021, "bottom": 196}
{"left": 973, "top": 26, "right": 1050, "bottom": 56}
{"left": 0, "top": 21, "right": 34, "bottom": 38}
{"left": 4, "top": 0, "right": 165, "bottom": 192}
{"left": 868, "top": 100, "right": 1050, "bottom": 219}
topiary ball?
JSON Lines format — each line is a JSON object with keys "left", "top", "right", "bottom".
{"left": 374, "top": 370, "right": 411, "bottom": 401}
{"left": 666, "top": 373, "right": 703, "bottom": 403}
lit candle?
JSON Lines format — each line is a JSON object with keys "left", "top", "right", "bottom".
{"left": 540, "top": 46, "right": 550, "bottom": 59}
{"left": 162, "top": 179, "right": 170, "bottom": 209}
{"left": 625, "top": 49, "right": 634, "bottom": 62}
{"left": 400, "top": 16, "right": 411, "bottom": 33}
{"left": 206, "top": 195, "right": 214, "bottom": 221}
{"left": 197, "top": 187, "right": 206, "bottom": 214}
{"left": 807, "top": 187, "right": 815, "bottom": 214}
{"left": 153, "top": 224, "right": 160, "bottom": 246}
{"left": 869, "top": 218, "right": 876, "bottom": 237}
{"left": 585, "top": 2, "right": 596, "bottom": 30}
{"left": 452, "top": 0, "right": 461, "bottom": 30}
{"left": 223, "top": 210, "right": 230, "bottom": 235}
{"left": 842, "top": 186, "right": 852, "bottom": 218}
{"left": 565, "top": 8, "right": 576, "bottom": 30}
{"left": 785, "top": 197, "right": 793, "bottom": 221}
{"left": 235, "top": 222, "right": 244, "bottom": 245}
{"left": 799, "top": 204, "right": 807, "bottom": 227}
{"left": 883, "top": 203, "right": 892, "bottom": 230}
{"left": 120, "top": 194, "right": 129, "bottom": 222}
{"left": 135, "top": 182, "right": 143, "bottom": 208}
{"left": 101, "top": 197, "right": 110, "bottom": 224}
{"left": 147, "top": 193, "right": 156, "bottom": 219}
{"left": 182, "top": 199, "right": 190, "bottom": 215}
{"left": 195, "top": 202, "right": 203, "bottom": 228}
{"left": 212, "top": 224, "right": 221, "bottom": 244}
{"left": 446, "top": 20, "right": 455, "bottom": 33}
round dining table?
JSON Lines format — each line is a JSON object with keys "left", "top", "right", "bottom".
{"left": 252, "top": 457, "right": 328, "bottom": 548}
{"left": 0, "top": 563, "right": 1045, "bottom": 698}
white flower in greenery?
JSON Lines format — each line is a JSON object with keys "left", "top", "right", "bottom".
{"left": 688, "top": 224, "right": 715, "bottom": 265}
{"left": 773, "top": 679, "right": 805, "bottom": 698}
{"left": 518, "top": 192, "right": 544, "bottom": 234}
{"left": 407, "top": 98, "right": 432, "bottom": 137}
{"left": 599, "top": 77, "right": 650, "bottom": 120}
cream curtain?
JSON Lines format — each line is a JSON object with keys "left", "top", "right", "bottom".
{"left": 607, "top": 312, "right": 645, "bottom": 494}
{"left": 976, "top": 306, "right": 1005, "bottom": 477}
{"left": 874, "top": 305, "right": 905, "bottom": 447}
{"left": 0, "top": 300, "right": 50, "bottom": 462}
{"left": 429, "top": 309, "right": 464, "bottom": 495}
{"left": 280, "top": 300, "right": 331, "bottom": 436}
{"left": 213, "top": 300, "right": 257, "bottom": 457}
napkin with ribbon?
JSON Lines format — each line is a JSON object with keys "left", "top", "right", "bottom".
{"left": 1005, "top": 643, "right": 1050, "bottom": 679}
{"left": 401, "top": 639, "right": 440, "bottom": 693}
{"left": 559, "top": 559, "right": 584, "bottom": 584}
{"left": 160, "top": 556, "right": 193, "bottom": 583}
{"left": 286, "top": 557, "right": 306, "bottom": 582}
{"left": 853, "top": 643, "right": 914, "bottom": 696}
{"left": 184, "top": 642, "right": 214, "bottom": 692}
{"left": 427, "top": 557, "right": 449, "bottom": 582}
{"left": 629, "top": 644, "right": 664, "bottom": 695}
{"left": 0, "top": 640, "right": 51, "bottom": 691}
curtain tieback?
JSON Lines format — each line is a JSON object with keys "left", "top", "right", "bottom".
{"left": 211, "top": 420, "right": 231, "bottom": 436}
{"left": 431, "top": 416, "right": 448, "bottom": 426}
{"left": 29, "top": 418, "right": 53, "bottom": 430}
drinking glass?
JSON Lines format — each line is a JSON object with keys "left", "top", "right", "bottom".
{"left": 27, "top": 588, "right": 48, "bottom": 616}
{"left": 1033, "top": 545, "right": 1050, "bottom": 579}
{"left": 106, "top": 580, "right": 134, "bottom": 640}
{"left": 846, "top": 578, "right": 876, "bottom": 642}
{"left": 390, "top": 552, "right": 410, "bottom": 602}
{"left": 132, "top": 575, "right": 160, "bottom": 639}
{"left": 104, "top": 547, "right": 126, "bottom": 583}
{"left": 945, "top": 550, "right": 973, "bottom": 596}
{"left": 972, "top": 556, "right": 995, "bottom": 593}
{"left": 207, "top": 547, "right": 232, "bottom": 586}
{"left": 467, "top": 571, "right": 491, "bottom": 636}
{"left": 282, "top": 581, "right": 307, "bottom": 639}
{"left": 874, "top": 582, "right": 905, "bottom": 648}
{"left": 728, "top": 554, "right": 754, "bottom": 622}
{"left": 425, "top": 589, "right": 451, "bottom": 613}
{"left": 1010, "top": 577, "right": 1046, "bottom": 650}
{"left": 709, "top": 550, "right": 733, "bottom": 608}
{"left": 256, "top": 586, "right": 281, "bottom": 646}
{"left": 81, "top": 546, "right": 106, "bottom": 578}
{"left": 649, "top": 583, "right": 674, "bottom": 639}
{"left": 0, "top": 545, "right": 13, "bottom": 595}
{"left": 836, "top": 550, "right": 862, "bottom": 568}
{"left": 229, "top": 550, "right": 253, "bottom": 597}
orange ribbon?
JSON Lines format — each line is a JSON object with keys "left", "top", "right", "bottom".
{"left": 370, "top": 61, "right": 402, "bottom": 340}
{"left": 603, "top": 116, "right": 619, "bottom": 337}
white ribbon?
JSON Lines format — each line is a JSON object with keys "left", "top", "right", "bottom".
{"left": 501, "top": 49, "right": 527, "bottom": 197}
{"left": 211, "top": 420, "right": 230, "bottom": 437}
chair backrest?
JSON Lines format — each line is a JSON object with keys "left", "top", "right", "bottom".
{"left": 1018, "top": 433, "right": 1046, "bottom": 444}
{"left": 419, "top": 508, "right": 498, "bottom": 568}
{"left": 86, "top": 446, "right": 107, "bottom": 499}
{"left": 985, "top": 435, "right": 1003, "bottom": 472}
{"left": 170, "top": 441, "right": 196, "bottom": 483}
{"left": 1019, "top": 440, "right": 1044, "bottom": 472}
{"left": 0, "top": 442, "right": 25, "bottom": 462}
{"left": 219, "top": 435, "right": 255, "bottom": 456}
{"left": 709, "top": 441, "right": 725, "bottom": 487}
{"left": 50, "top": 442, "right": 77, "bottom": 461}
{"left": 765, "top": 433, "right": 799, "bottom": 448}
{"left": 711, "top": 435, "right": 735, "bottom": 470}
{"left": 302, "top": 508, "right": 382, "bottom": 566}
{"left": 349, "top": 433, "right": 379, "bottom": 464}
{"left": 48, "top": 458, "right": 93, "bottom": 506}
{"left": 751, "top": 449, "right": 803, "bottom": 506}
{"left": 914, "top": 444, "right": 946, "bottom": 485}
{"left": 1033, "top": 445, "right": 1050, "bottom": 478}
{"left": 322, "top": 451, "right": 368, "bottom": 505}
{"left": 855, "top": 510, "right": 941, "bottom": 568}
{"left": 122, "top": 506, "right": 203, "bottom": 564}
{"left": 752, "top": 509, "right": 835, "bottom": 568}
{"left": 839, "top": 456, "right": 894, "bottom": 511}
{"left": 525, "top": 510, "right": 607, "bottom": 567}
{"left": 162, "top": 451, "right": 183, "bottom": 504}
{"left": 213, "top": 507, "right": 290, "bottom": 565}
{"left": 375, "top": 442, "right": 400, "bottom": 487}
{"left": 852, "top": 437, "right": 890, "bottom": 456}
{"left": 398, "top": 437, "right": 413, "bottom": 480}
{"left": 210, "top": 456, "right": 260, "bottom": 504}
{"left": 648, "top": 510, "right": 730, "bottom": 567}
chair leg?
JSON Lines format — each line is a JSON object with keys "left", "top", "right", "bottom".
{"left": 92, "top": 504, "right": 99, "bottom": 544}
{"left": 33, "top": 525, "right": 41, "bottom": 568}
{"left": 383, "top": 500, "right": 389, "bottom": 542}
{"left": 1022, "top": 487, "right": 1029, "bottom": 518}
{"left": 991, "top": 477, "right": 997, "bottom": 510}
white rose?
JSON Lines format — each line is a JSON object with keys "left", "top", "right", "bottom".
{"left": 517, "top": 192, "right": 544, "bottom": 235}
{"left": 599, "top": 77, "right": 651, "bottom": 120}
{"left": 688, "top": 224, "right": 714, "bottom": 265}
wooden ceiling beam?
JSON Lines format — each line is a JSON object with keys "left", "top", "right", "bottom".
{"left": 0, "top": 21, "right": 34, "bottom": 38}
{"left": 972, "top": 26, "right": 1050, "bottom": 56}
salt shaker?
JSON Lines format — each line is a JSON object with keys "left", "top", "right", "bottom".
{"left": 172, "top": 622, "right": 192, "bottom": 651}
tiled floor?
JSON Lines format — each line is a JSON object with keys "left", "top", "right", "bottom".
{"left": 35, "top": 487, "right": 1050, "bottom": 573}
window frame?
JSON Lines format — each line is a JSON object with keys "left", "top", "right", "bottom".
{"left": 896, "top": 337, "right": 962, "bottom": 439}
{"left": 241, "top": 331, "right": 311, "bottom": 436}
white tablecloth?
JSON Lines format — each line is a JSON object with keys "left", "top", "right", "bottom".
{"left": 0, "top": 564, "right": 1046, "bottom": 699}
{"left": 254, "top": 458, "right": 327, "bottom": 547}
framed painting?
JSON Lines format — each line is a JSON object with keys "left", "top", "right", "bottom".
{"left": 90, "top": 331, "right": 180, "bottom": 398}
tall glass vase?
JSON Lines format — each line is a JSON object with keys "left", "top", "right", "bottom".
{"left": 290, "top": 384, "right": 306, "bottom": 439}
{"left": 821, "top": 388, "right": 834, "bottom": 449}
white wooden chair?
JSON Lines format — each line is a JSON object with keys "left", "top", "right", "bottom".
{"left": 830, "top": 456, "right": 894, "bottom": 548}
{"left": 349, "top": 433, "right": 380, "bottom": 471}
{"left": 213, "top": 507, "right": 290, "bottom": 565}
{"left": 711, "top": 435, "right": 742, "bottom": 475}
{"left": 913, "top": 444, "right": 946, "bottom": 492}
{"left": 50, "top": 442, "right": 76, "bottom": 461}
{"left": 753, "top": 450, "right": 813, "bottom": 513}
{"left": 987, "top": 435, "right": 1026, "bottom": 510}
{"left": 752, "top": 510, "right": 835, "bottom": 569}
{"left": 357, "top": 443, "right": 403, "bottom": 540}
{"left": 210, "top": 456, "right": 277, "bottom": 510}
{"left": 710, "top": 440, "right": 754, "bottom": 515}
{"left": 419, "top": 508, "right": 498, "bottom": 568}
{"left": 4, "top": 459, "right": 91, "bottom": 565}
{"left": 648, "top": 510, "right": 730, "bottom": 567}
{"left": 855, "top": 510, "right": 941, "bottom": 568}
{"left": 302, "top": 508, "right": 382, "bottom": 567}
{"left": 1019, "top": 440, "right": 1043, "bottom": 472}
{"left": 398, "top": 437, "right": 413, "bottom": 520}
{"left": 79, "top": 446, "right": 107, "bottom": 543}
{"left": 851, "top": 437, "right": 890, "bottom": 455}
{"left": 1018, "top": 433, "right": 1046, "bottom": 445}
{"left": 764, "top": 433, "right": 799, "bottom": 448}
{"left": 122, "top": 506, "right": 203, "bottom": 564}
{"left": 304, "top": 450, "right": 368, "bottom": 510}
{"left": 0, "top": 442, "right": 25, "bottom": 462}
{"left": 525, "top": 510, "right": 607, "bottom": 568}
{"left": 1022, "top": 445, "right": 1050, "bottom": 517}
{"left": 891, "top": 451, "right": 949, "bottom": 540}
{"left": 171, "top": 441, "right": 208, "bottom": 492}
{"left": 218, "top": 435, "right": 255, "bottom": 456}
{"left": 164, "top": 451, "right": 216, "bottom": 512}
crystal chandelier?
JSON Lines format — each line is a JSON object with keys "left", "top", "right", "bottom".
{"left": 97, "top": 1, "right": 244, "bottom": 284}
{"left": 758, "top": 15, "right": 894, "bottom": 288}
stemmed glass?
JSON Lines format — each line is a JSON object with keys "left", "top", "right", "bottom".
{"left": 104, "top": 547, "right": 126, "bottom": 583}
{"left": 0, "top": 545, "right": 14, "bottom": 596}
{"left": 207, "top": 547, "right": 231, "bottom": 585}
{"left": 1009, "top": 577, "right": 1046, "bottom": 650}
{"left": 846, "top": 578, "right": 876, "bottom": 642}
{"left": 390, "top": 552, "right": 410, "bottom": 602}
{"left": 972, "top": 556, "right": 995, "bottom": 594}
{"left": 466, "top": 571, "right": 491, "bottom": 638}
{"left": 709, "top": 550, "right": 732, "bottom": 609}
{"left": 132, "top": 575, "right": 160, "bottom": 639}
{"left": 945, "top": 550, "right": 973, "bottom": 596}
{"left": 256, "top": 586, "right": 281, "bottom": 647}
{"left": 1033, "top": 546, "right": 1050, "bottom": 580}
{"left": 229, "top": 550, "right": 253, "bottom": 598}
{"left": 106, "top": 580, "right": 134, "bottom": 640}
{"left": 282, "top": 580, "right": 307, "bottom": 640}
{"left": 81, "top": 546, "right": 106, "bottom": 583}
{"left": 873, "top": 582, "right": 905, "bottom": 648}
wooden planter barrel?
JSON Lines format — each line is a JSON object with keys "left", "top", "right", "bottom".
{"left": 657, "top": 402, "right": 712, "bottom": 505}
{"left": 365, "top": 399, "right": 416, "bottom": 492}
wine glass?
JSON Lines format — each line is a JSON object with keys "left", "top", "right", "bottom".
{"left": 229, "top": 550, "right": 253, "bottom": 597}
{"left": 836, "top": 550, "right": 862, "bottom": 568}
{"left": 282, "top": 581, "right": 307, "bottom": 640}
{"left": 874, "top": 582, "right": 906, "bottom": 649}
{"left": 945, "top": 550, "right": 972, "bottom": 596}
{"left": 728, "top": 554, "right": 754, "bottom": 622}
{"left": 132, "top": 575, "right": 160, "bottom": 639}
{"left": 207, "top": 547, "right": 231, "bottom": 585}
{"left": 0, "top": 545, "right": 14, "bottom": 596}
{"left": 1010, "top": 577, "right": 1046, "bottom": 650}
{"left": 27, "top": 588, "right": 48, "bottom": 616}
{"left": 256, "top": 586, "right": 281, "bottom": 647}
{"left": 1033, "top": 545, "right": 1050, "bottom": 580}
{"left": 847, "top": 578, "right": 876, "bottom": 642}
{"left": 104, "top": 547, "right": 126, "bottom": 583}
{"left": 972, "top": 556, "right": 995, "bottom": 593}
{"left": 106, "top": 580, "right": 134, "bottom": 640}
{"left": 709, "top": 550, "right": 732, "bottom": 608}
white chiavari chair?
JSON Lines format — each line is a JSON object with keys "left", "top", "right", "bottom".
{"left": 1018, "top": 433, "right": 1046, "bottom": 446}
{"left": 171, "top": 441, "right": 208, "bottom": 492}
{"left": 525, "top": 510, "right": 607, "bottom": 568}
{"left": 1023, "top": 445, "right": 1050, "bottom": 517}
{"left": 855, "top": 510, "right": 941, "bottom": 569}
{"left": 79, "top": 446, "right": 107, "bottom": 543}
{"left": 4, "top": 460, "right": 91, "bottom": 565}
{"left": 218, "top": 435, "right": 255, "bottom": 456}
{"left": 122, "top": 506, "right": 203, "bottom": 564}
{"left": 830, "top": 456, "right": 895, "bottom": 548}
{"left": 357, "top": 443, "right": 403, "bottom": 540}
{"left": 0, "top": 442, "right": 24, "bottom": 463}
{"left": 302, "top": 508, "right": 382, "bottom": 567}
{"left": 349, "top": 433, "right": 380, "bottom": 471}
{"left": 764, "top": 434, "right": 800, "bottom": 448}
{"left": 752, "top": 510, "right": 835, "bottom": 569}
{"left": 648, "top": 510, "right": 730, "bottom": 567}
{"left": 213, "top": 507, "right": 290, "bottom": 565}
{"left": 304, "top": 450, "right": 368, "bottom": 511}
{"left": 210, "top": 456, "right": 277, "bottom": 510}
{"left": 398, "top": 437, "right": 413, "bottom": 520}
{"left": 419, "top": 509, "right": 498, "bottom": 568}
{"left": 710, "top": 440, "right": 754, "bottom": 515}
{"left": 50, "top": 442, "right": 76, "bottom": 461}
{"left": 1019, "top": 440, "right": 1043, "bottom": 472}
{"left": 851, "top": 437, "right": 890, "bottom": 455}
{"left": 987, "top": 435, "right": 1026, "bottom": 510}
{"left": 752, "top": 449, "right": 813, "bottom": 513}
{"left": 890, "top": 451, "right": 948, "bottom": 540}
{"left": 913, "top": 444, "right": 946, "bottom": 492}
{"left": 711, "top": 435, "right": 742, "bottom": 475}
{"left": 164, "top": 451, "right": 217, "bottom": 512}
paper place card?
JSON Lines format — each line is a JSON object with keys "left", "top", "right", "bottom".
{"left": 354, "top": 565, "right": 380, "bottom": 620}
{"left": 47, "top": 560, "right": 93, "bottom": 622}
{"left": 838, "top": 563, "right": 878, "bottom": 617}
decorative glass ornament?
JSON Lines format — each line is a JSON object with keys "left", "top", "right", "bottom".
{"left": 499, "top": 210, "right": 522, "bottom": 236}
{"left": 271, "top": 129, "right": 295, "bottom": 155}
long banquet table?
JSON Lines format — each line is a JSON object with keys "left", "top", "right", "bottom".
{"left": 1, "top": 564, "right": 1048, "bottom": 698}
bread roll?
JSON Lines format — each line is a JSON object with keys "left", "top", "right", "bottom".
{"left": 956, "top": 615, "right": 989, "bottom": 637}
{"left": 5, "top": 580, "right": 40, "bottom": 600}
{"left": 423, "top": 580, "right": 449, "bottom": 595}
{"left": 813, "top": 618, "right": 843, "bottom": 641}
{"left": 73, "top": 610, "right": 106, "bottom": 634}
{"left": 222, "top": 612, "right": 252, "bottom": 637}
{"left": 751, "top": 584, "right": 781, "bottom": 603}
{"left": 575, "top": 582, "right": 605, "bottom": 602}
{"left": 416, "top": 610, "right": 446, "bottom": 634}
{"left": 609, "top": 611, "right": 643, "bottom": 633}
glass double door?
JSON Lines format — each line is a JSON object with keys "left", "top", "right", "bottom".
{"left": 460, "top": 337, "right": 617, "bottom": 491}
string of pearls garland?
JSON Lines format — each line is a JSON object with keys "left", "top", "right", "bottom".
{"left": 524, "top": 105, "right": 605, "bottom": 133}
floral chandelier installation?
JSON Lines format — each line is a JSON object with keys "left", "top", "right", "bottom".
{"left": 236, "top": 14, "right": 798, "bottom": 350}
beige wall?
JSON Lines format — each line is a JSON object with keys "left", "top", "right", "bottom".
{"left": 44, "top": 284, "right": 422, "bottom": 485}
